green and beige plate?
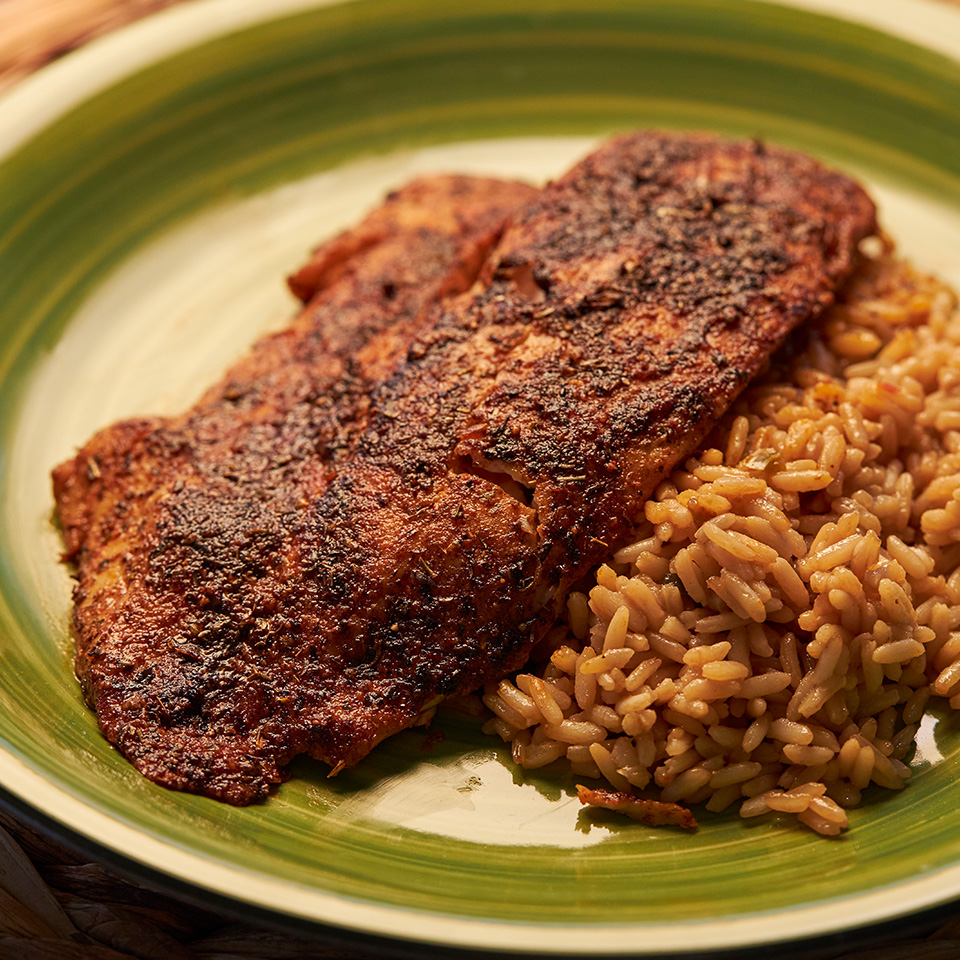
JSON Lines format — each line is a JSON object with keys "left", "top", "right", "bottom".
{"left": 1, "top": 0, "right": 959, "bottom": 953}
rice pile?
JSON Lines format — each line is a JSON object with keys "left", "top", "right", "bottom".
{"left": 482, "top": 242, "right": 960, "bottom": 835}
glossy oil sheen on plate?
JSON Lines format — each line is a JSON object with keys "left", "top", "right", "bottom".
{"left": 0, "top": 0, "right": 959, "bottom": 953}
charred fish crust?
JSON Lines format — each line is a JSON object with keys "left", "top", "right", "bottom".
{"left": 481, "top": 423, "right": 521, "bottom": 465}
{"left": 147, "top": 486, "right": 287, "bottom": 588}
{"left": 142, "top": 661, "right": 208, "bottom": 725}
{"left": 672, "top": 381, "right": 716, "bottom": 424}
{"left": 53, "top": 133, "right": 877, "bottom": 802}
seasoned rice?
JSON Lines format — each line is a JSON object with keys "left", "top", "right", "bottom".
{"left": 482, "top": 241, "right": 960, "bottom": 835}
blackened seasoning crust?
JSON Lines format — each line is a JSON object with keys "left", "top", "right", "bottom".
{"left": 52, "top": 131, "right": 876, "bottom": 803}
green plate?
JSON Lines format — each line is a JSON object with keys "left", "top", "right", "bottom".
{"left": 1, "top": 0, "right": 960, "bottom": 953}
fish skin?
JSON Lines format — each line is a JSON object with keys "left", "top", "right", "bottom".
{"left": 52, "top": 132, "right": 876, "bottom": 804}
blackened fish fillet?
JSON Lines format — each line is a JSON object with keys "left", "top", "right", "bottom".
{"left": 53, "top": 132, "right": 876, "bottom": 803}
{"left": 52, "top": 174, "right": 538, "bottom": 802}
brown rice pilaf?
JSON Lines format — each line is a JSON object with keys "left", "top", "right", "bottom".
{"left": 482, "top": 243, "right": 960, "bottom": 835}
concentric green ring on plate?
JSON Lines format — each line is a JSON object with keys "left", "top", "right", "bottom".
{"left": 1, "top": 0, "right": 960, "bottom": 953}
